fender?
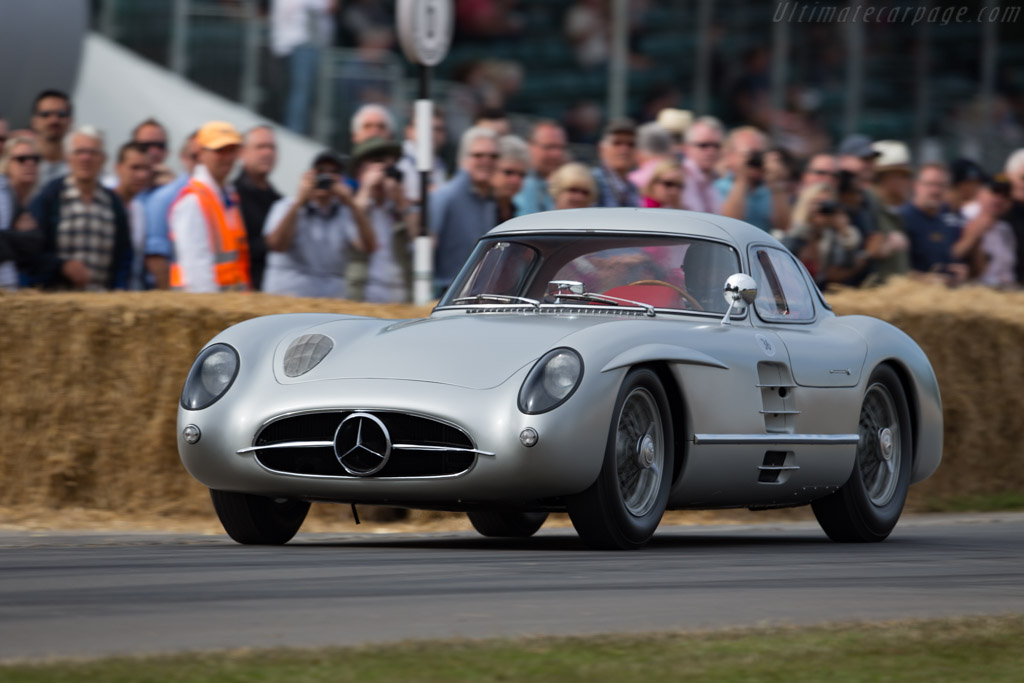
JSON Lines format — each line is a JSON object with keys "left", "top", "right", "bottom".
{"left": 600, "top": 343, "right": 729, "bottom": 373}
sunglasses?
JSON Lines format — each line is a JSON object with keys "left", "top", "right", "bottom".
{"left": 35, "top": 109, "right": 70, "bottom": 119}
{"left": 565, "top": 186, "right": 592, "bottom": 196}
{"left": 471, "top": 152, "right": 499, "bottom": 159}
{"left": 137, "top": 141, "right": 167, "bottom": 151}
{"left": 692, "top": 141, "right": 722, "bottom": 150}
{"left": 12, "top": 154, "right": 42, "bottom": 164}
{"left": 809, "top": 169, "right": 837, "bottom": 176}
{"left": 656, "top": 179, "right": 683, "bottom": 189}
{"left": 500, "top": 168, "right": 526, "bottom": 178}
{"left": 610, "top": 139, "right": 636, "bottom": 148}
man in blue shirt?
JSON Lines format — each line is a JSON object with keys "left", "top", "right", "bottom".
{"left": 514, "top": 120, "right": 568, "bottom": 215}
{"left": 715, "top": 126, "right": 791, "bottom": 233}
{"left": 143, "top": 132, "right": 198, "bottom": 288}
{"left": 900, "top": 163, "right": 975, "bottom": 284}
{"left": 429, "top": 126, "right": 498, "bottom": 294}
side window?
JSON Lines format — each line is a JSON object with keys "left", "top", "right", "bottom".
{"left": 749, "top": 247, "right": 816, "bottom": 322}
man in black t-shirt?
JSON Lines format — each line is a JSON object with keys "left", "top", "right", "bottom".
{"left": 234, "top": 125, "right": 281, "bottom": 291}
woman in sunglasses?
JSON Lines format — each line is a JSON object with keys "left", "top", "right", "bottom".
{"left": 0, "top": 135, "right": 44, "bottom": 289}
{"left": 641, "top": 160, "right": 687, "bottom": 209}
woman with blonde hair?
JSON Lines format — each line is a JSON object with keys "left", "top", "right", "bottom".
{"left": 641, "top": 159, "right": 686, "bottom": 208}
{"left": 782, "top": 181, "right": 863, "bottom": 288}
{"left": 548, "top": 162, "right": 598, "bottom": 210}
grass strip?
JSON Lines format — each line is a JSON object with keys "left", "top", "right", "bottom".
{"left": 2, "top": 615, "right": 1022, "bottom": 682}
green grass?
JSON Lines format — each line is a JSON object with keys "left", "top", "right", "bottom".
{"left": 918, "top": 491, "right": 1024, "bottom": 513}
{"left": 2, "top": 616, "right": 1023, "bottom": 682}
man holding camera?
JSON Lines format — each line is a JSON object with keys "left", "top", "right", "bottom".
{"left": 715, "top": 126, "right": 791, "bottom": 233}
{"left": 261, "top": 150, "right": 375, "bottom": 298}
{"left": 344, "top": 137, "right": 414, "bottom": 303}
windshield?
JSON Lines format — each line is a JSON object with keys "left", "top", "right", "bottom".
{"left": 439, "top": 234, "right": 741, "bottom": 314}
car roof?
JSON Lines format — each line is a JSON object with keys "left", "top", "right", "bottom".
{"left": 486, "top": 208, "right": 779, "bottom": 248}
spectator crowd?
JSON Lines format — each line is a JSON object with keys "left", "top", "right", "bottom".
{"left": 3, "top": 85, "right": 1024, "bottom": 301}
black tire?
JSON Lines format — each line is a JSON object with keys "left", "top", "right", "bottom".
{"left": 210, "top": 489, "right": 310, "bottom": 545}
{"left": 467, "top": 511, "right": 549, "bottom": 538}
{"left": 567, "top": 368, "right": 674, "bottom": 550}
{"left": 812, "top": 365, "right": 913, "bottom": 542}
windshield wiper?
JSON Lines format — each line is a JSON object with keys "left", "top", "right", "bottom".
{"left": 551, "top": 292, "right": 656, "bottom": 317}
{"left": 451, "top": 293, "right": 540, "bottom": 309}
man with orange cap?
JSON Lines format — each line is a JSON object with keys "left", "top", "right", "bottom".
{"left": 168, "top": 121, "right": 251, "bottom": 292}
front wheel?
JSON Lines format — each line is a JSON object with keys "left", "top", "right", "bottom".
{"left": 812, "top": 365, "right": 912, "bottom": 542}
{"left": 567, "top": 368, "right": 674, "bottom": 550}
{"left": 210, "top": 489, "right": 310, "bottom": 545}
{"left": 467, "top": 511, "right": 549, "bottom": 538}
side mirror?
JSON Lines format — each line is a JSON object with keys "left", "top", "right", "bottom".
{"left": 720, "top": 273, "right": 757, "bottom": 325}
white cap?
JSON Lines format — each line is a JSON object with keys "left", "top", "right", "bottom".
{"left": 872, "top": 140, "right": 912, "bottom": 173}
{"left": 656, "top": 108, "right": 694, "bottom": 137}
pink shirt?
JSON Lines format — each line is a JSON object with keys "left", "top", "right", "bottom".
{"left": 682, "top": 157, "right": 721, "bottom": 214}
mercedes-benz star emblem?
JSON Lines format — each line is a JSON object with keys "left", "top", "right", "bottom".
{"left": 334, "top": 412, "right": 392, "bottom": 476}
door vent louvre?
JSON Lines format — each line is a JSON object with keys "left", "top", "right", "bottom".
{"left": 757, "top": 362, "right": 797, "bottom": 433}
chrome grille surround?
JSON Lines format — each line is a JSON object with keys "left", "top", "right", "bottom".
{"left": 241, "top": 410, "right": 490, "bottom": 479}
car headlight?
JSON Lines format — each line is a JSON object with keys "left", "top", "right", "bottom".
{"left": 518, "top": 348, "right": 584, "bottom": 414}
{"left": 181, "top": 343, "right": 239, "bottom": 410}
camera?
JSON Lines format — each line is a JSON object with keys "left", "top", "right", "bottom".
{"left": 315, "top": 173, "right": 336, "bottom": 191}
{"left": 746, "top": 151, "right": 764, "bottom": 169}
{"left": 837, "top": 169, "right": 858, "bottom": 195}
{"left": 385, "top": 165, "right": 404, "bottom": 182}
{"left": 989, "top": 173, "right": 1012, "bottom": 197}
{"left": 817, "top": 199, "right": 839, "bottom": 215}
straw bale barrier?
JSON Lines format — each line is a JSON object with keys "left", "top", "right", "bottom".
{"left": 0, "top": 279, "right": 1020, "bottom": 525}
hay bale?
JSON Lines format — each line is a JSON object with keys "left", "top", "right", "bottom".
{"left": 0, "top": 280, "right": 1021, "bottom": 526}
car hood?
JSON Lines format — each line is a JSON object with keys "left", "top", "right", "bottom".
{"left": 274, "top": 314, "right": 608, "bottom": 389}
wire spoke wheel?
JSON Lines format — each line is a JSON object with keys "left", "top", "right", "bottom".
{"left": 858, "top": 382, "right": 901, "bottom": 507}
{"left": 614, "top": 387, "right": 665, "bottom": 517}
{"left": 566, "top": 368, "right": 674, "bottom": 550}
{"left": 811, "top": 365, "right": 912, "bottom": 543}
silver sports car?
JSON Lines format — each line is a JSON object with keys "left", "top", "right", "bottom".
{"left": 178, "top": 209, "right": 942, "bottom": 549}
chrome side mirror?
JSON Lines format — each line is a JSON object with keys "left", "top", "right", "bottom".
{"left": 547, "top": 280, "right": 585, "bottom": 302}
{"left": 720, "top": 273, "right": 757, "bottom": 325}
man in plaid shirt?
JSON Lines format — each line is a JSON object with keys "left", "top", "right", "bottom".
{"left": 28, "top": 125, "right": 132, "bottom": 290}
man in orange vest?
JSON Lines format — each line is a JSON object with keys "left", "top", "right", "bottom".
{"left": 168, "top": 121, "right": 251, "bottom": 291}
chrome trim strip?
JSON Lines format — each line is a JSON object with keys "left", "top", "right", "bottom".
{"left": 758, "top": 465, "right": 801, "bottom": 471}
{"left": 694, "top": 433, "right": 860, "bottom": 445}
{"left": 758, "top": 410, "right": 802, "bottom": 415}
{"left": 393, "top": 443, "right": 496, "bottom": 456}
{"left": 238, "top": 441, "right": 495, "bottom": 457}
{"left": 237, "top": 441, "right": 333, "bottom": 454}
{"left": 251, "top": 459, "right": 477, "bottom": 481}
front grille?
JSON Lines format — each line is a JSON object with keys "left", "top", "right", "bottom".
{"left": 253, "top": 411, "right": 477, "bottom": 478}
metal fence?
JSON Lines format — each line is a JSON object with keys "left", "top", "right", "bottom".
{"left": 96, "top": 0, "right": 1022, "bottom": 170}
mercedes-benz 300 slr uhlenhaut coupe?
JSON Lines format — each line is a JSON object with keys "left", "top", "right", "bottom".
{"left": 178, "top": 208, "right": 942, "bottom": 549}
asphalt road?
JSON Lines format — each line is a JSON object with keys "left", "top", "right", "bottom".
{"left": 1, "top": 512, "right": 1023, "bottom": 661}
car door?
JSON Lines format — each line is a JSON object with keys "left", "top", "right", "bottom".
{"left": 747, "top": 245, "right": 868, "bottom": 389}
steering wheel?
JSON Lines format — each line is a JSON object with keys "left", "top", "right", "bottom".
{"left": 627, "top": 280, "right": 704, "bottom": 311}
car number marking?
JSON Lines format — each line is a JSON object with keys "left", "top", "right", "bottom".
{"left": 755, "top": 334, "right": 776, "bottom": 357}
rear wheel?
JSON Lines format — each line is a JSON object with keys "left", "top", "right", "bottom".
{"left": 467, "top": 511, "right": 549, "bottom": 538}
{"left": 812, "top": 365, "right": 912, "bottom": 542}
{"left": 210, "top": 489, "right": 310, "bottom": 545}
{"left": 567, "top": 368, "right": 674, "bottom": 550}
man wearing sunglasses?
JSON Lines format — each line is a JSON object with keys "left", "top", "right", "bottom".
{"left": 131, "top": 118, "right": 175, "bottom": 188}
{"left": 682, "top": 116, "right": 725, "bottom": 214}
{"left": 30, "top": 89, "right": 74, "bottom": 191}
